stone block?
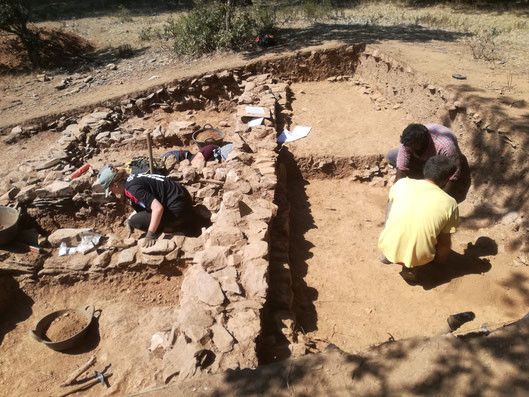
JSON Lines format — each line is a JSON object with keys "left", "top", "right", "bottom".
{"left": 116, "top": 246, "right": 137, "bottom": 267}
{"left": 194, "top": 246, "right": 229, "bottom": 272}
{"left": 243, "top": 241, "right": 268, "bottom": 262}
{"left": 48, "top": 228, "right": 93, "bottom": 247}
{"left": 181, "top": 265, "right": 225, "bottom": 306}
{"left": 140, "top": 238, "right": 176, "bottom": 255}
{"left": 212, "top": 323, "right": 235, "bottom": 353}
{"left": 212, "top": 266, "right": 241, "bottom": 296}
{"left": 241, "top": 258, "right": 268, "bottom": 301}
{"left": 177, "top": 301, "right": 214, "bottom": 343}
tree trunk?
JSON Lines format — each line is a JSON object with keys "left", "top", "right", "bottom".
{"left": 17, "top": 24, "right": 40, "bottom": 67}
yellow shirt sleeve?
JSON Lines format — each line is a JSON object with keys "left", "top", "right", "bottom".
{"left": 441, "top": 206, "right": 459, "bottom": 234}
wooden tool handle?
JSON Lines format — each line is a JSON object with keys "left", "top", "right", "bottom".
{"left": 61, "top": 356, "right": 96, "bottom": 387}
{"left": 58, "top": 372, "right": 112, "bottom": 397}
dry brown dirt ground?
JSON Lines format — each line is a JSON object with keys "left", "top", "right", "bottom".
{"left": 0, "top": 273, "right": 182, "bottom": 396}
{"left": 284, "top": 80, "right": 528, "bottom": 353}
{"left": 1, "top": 22, "right": 529, "bottom": 397}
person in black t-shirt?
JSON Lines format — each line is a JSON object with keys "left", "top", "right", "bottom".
{"left": 98, "top": 165, "right": 193, "bottom": 247}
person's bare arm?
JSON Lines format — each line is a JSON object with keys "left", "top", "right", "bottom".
{"left": 435, "top": 233, "right": 452, "bottom": 263}
{"left": 143, "top": 199, "right": 164, "bottom": 247}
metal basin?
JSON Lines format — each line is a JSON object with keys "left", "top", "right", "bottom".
{"left": 30, "top": 305, "right": 96, "bottom": 351}
{"left": 0, "top": 206, "right": 19, "bottom": 245}
{"left": 192, "top": 124, "right": 225, "bottom": 148}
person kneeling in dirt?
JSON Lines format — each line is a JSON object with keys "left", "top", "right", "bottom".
{"left": 378, "top": 155, "right": 460, "bottom": 282}
{"left": 386, "top": 123, "right": 471, "bottom": 203}
{"left": 98, "top": 165, "right": 193, "bottom": 248}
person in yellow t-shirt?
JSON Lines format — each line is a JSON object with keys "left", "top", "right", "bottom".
{"left": 378, "top": 155, "right": 460, "bottom": 281}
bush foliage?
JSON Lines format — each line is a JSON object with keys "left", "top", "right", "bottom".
{"left": 166, "top": 1, "right": 275, "bottom": 56}
{"left": 0, "top": 0, "right": 41, "bottom": 65}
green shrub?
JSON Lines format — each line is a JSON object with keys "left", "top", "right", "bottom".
{"left": 167, "top": 1, "right": 275, "bottom": 56}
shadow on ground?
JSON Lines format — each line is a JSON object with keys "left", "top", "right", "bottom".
{"left": 150, "top": 314, "right": 529, "bottom": 396}
{"left": 0, "top": 276, "right": 33, "bottom": 346}
{"left": 439, "top": 81, "right": 529, "bottom": 253}
{"left": 244, "top": 22, "right": 469, "bottom": 60}
{"left": 409, "top": 248, "right": 492, "bottom": 290}
{"left": 280, "top": 147, "right": 319, "bottom": 335}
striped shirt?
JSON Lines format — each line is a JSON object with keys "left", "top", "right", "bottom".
{"left": 396, "top": 123, "right": 462, "bottom": 181}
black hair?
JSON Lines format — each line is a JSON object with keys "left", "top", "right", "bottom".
{"left": 423, "top": 155, "right": 457, "bottom": 186}
{"left": 400, "top": 124, "right": 429, "bottom": 148}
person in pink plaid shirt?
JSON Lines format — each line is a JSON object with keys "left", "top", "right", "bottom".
{"left": 386, "top": 123, "right": 471, "bottom": 203}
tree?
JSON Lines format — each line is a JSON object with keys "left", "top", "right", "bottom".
{"left": 0, "top": 0, "right": 40, "bottom": 66}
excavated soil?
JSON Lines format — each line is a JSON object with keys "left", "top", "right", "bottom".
{"left": 1, "top": 44, "right": 528, "bottom": 396}
{"left": 289, "top": 81, "right": 411, "bottom": 157}
{"left": 45, "top": 310, "right": 87, "bottom": 342}
{"left": 289, "top": 178, "right": 526, "bottom": 352}
{"left": 0, "top": 273, "right": 182, "bottom": 396}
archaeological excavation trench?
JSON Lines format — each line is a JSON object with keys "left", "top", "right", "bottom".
{"left": 1, "top": 45, "right": 528, "bottom": 395}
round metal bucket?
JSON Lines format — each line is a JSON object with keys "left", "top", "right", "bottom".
{"left": 30, "top": 305, "right": 97, "bottom": 351}
{"left": 0, "top": 206, "right": 19, "bottom": 245}
{"left": 192, "top": 124, "right": 225, "bottom": 148}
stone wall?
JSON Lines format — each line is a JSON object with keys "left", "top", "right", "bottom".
{"left": 157, "top": 74, "right": 289, "bottom": 381}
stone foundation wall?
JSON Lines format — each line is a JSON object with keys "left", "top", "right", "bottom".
{"left": 154, "top": 74, "right": 290, "bottom": 381}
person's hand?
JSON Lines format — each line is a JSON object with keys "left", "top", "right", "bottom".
{"left": 142, "top": 231, "right": 157, "bottom": 248}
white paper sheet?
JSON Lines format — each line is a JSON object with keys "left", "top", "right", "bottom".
{"left": 58, "top": 232, "right": 102, "bottom": 256}
{"left": 248, "top": 117, "right": 264, "bottom": 127}
{"left": 277, "top": 125, "right": 312, "bottom": 144}
{"left": 245, "top": 106, "right": 266, "bottom": 115}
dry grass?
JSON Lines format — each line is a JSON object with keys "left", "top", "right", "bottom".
{"left": 38, "top": 10, "right": 181, "bottom": 49}
{"left": 32, "top": 2, "right": 529, "bottom": 65}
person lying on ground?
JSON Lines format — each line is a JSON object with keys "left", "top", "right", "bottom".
{"left": 98, "top": 165, "right": 193, "bottom": 248}
{"left": 161, "top": 143, "right": 234, "bottom": 168}
{"left": 386, "top": 123, "right": 471, "bottom": 203}
{"left": 378, "top": 155, "right": 460, "bottom": 282}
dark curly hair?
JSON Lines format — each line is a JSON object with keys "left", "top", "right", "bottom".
{"left": 400, "top": 124, "right": 429, "bottom": 150}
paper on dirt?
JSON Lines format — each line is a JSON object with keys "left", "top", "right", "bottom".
{"left": 277, "top": 125, "right": 312, "bottom": 144}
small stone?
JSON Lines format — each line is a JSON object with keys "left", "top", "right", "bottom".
{"left": 212, "top": 323, "right": 235, "bottom": 353}
{"left": 141, "top": 238, "right": 176, "bottom": 255}
{"left": 54, "top": 79, "right": 69, "bottom": 90}
{"left": 106, "top": 63, "right": 117, "bottom": 70}
{"left": 243, "top": 241, "right": 268, "bottom": 262}
{"left": 36, "top": 73, "right": 50, "bottom": 82}
{"left": 116, "top": 246, "right": 137, "bottom": 267}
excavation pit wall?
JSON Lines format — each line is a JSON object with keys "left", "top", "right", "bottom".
{"left": 0, "top": 72, "right": 286, "bottom": 390}
{"left": 1, "top": 44, "right": 528, "bottom": 391}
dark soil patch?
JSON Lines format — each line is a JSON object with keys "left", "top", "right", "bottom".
{"left": 0, "top": 27, "right": 94, "bottom": 74}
